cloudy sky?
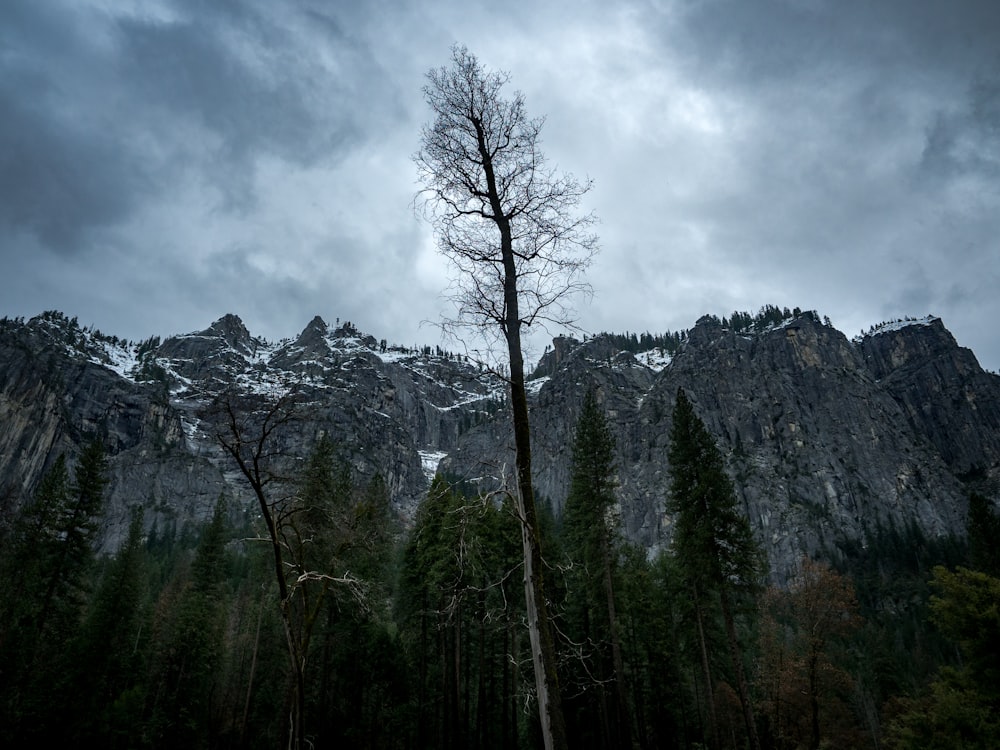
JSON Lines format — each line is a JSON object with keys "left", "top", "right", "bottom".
{"left": 2, "top": 0, "right": 999, "bottom": 371}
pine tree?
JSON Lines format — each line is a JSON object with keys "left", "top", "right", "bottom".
{"left": 966, "top": 492, "right": 1000, "bottom": 577}
{"left": 0, "top": 456, "right": 71, "bottom": 741}
{"left": 0, "top": 456, "right": 71, "bottom": 645}
{"left": 397, "top": 476, "right": 525, "bottom": 749}
{"left": 886, "top": 566, "right": 1000, "bottom": 749}
{"left": 0, "top": 441, "right": 108, "bottom": 744}
{"left": 667, "top": 388, "right": 763, "bottom": 750}
{"left": 69, "top": 508, "right": 149, "bottom": 743}
{"left": 37, "top": 440, "right": 109, "bottom": 639}
{"left": 561, "top": 390, "right": 630, "bottom": 748}
{"left": 144, "top": 498, "right": 230, "bottom": 749}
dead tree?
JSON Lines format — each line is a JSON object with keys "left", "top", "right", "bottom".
{"left": 212, "top": 391, "right": 361, "bottom": 750}
{"left": 415, "top": 45, "right": 598, "bottom": 750}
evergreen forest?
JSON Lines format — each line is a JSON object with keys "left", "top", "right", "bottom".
{"left": 0, "top": 390, "right": 997, "bottom": 750}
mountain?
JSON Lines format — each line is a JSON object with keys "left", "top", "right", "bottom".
{"left": 445, "top": 312, "right": 1000, "bottom": 581}
{"left": 1, "top": 309, "right": 997, "bottom": 581}
{"left": 0, "top": 311, "right": 501, "bottom": 552}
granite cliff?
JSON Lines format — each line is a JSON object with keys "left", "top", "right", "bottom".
{"left": 443, "top": 313, "right": 1000, "bottom": 581}
{"left": 1, "top": 310, "right": 997, "bottom": 581}
{"left": 0, "top": 311, "right": 500, "bottom": 552}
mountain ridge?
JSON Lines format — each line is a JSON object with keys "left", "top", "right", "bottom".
{"left": 1, "top": 308, "right": 997, "bottom": 582}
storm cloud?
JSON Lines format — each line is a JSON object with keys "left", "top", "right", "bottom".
{"left": 1, "top": 0, "right": 998, "bottom": 370}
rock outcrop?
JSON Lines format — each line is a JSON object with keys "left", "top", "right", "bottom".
{"left": 0, "top": 312, "right": 501, "bottom": 550}
{"left": 443, "top": 313, "right": 999, "bottom": 582}
{"left": 1, "top": 309, "right": 997, "bottom": 582}
{"left": 858, "top": 317, "right": 1000, "bottom": 483}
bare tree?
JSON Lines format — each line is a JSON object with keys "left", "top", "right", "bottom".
{"left": 415, "top": 45, "right": 598, "bottom": 750}
{"left": 212, "top": 391, "right": 362, "bottom": 750}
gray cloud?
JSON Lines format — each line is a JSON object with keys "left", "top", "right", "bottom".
{"left": 0, "top": 0, "right": 998, "bottom": 372}
{"left": 0, "top": 3, "right": 150, "bottom": 252}
{"left": 115, "top": 8, "right": 354, "bottom": 166}
{"left": 0, "top": 84, "right": 148, "bottom": 250}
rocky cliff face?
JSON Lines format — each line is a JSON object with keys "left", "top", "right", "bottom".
{"left": 858, "top": 317, "right": 1000, "bottom": 483}
{"left": 1, "top": 310, "right": 997, "bottom": 581}
{"left": 443, "top": 313, "right": 1000, "bottom": 582}
{"left": 0, "top": 311, "right": 501, "bottom": 551}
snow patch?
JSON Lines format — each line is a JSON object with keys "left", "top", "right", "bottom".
{"left": 868, "top": 316, "right": 938, "bottom": 336}
{"left": 432, "top": 393, "right": 497, "bottom": 411}
{"left": 525, "top": 376, "right": 549, "bottom": 395}
{"left": 853, "top": 316, "right": 939, "bottom": 344}
{"left": 93, "top": 343, "right": 140, "bottom": 381}
{"left": 768, "top": 318, "right": 798, "bottom": 333}
{"left": 638, "top": 350, "right": 673, "bottom": 371}
{"left": 418, "top": 450, "right": 448, "bottom": 482}
{"left": 247, "top": 340, "right": 278, "bottom": 364}
{"left": 179, "top": 412, "right": 204, "bottom": 449}
{"left": 373, "top": 346, "right": 423, "bottom": 363}
{"left": 168, "top": 370, "right": 194, "bottom": 395}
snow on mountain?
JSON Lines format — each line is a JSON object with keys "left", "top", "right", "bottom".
{"left": 3, "top": 307, "right": 998, "bottom": 582}
{"left": 418, "top": 450, "right": 448, "bottom": 481}
{"left": 855, "top": 315, "right": 939, "bottom": 342}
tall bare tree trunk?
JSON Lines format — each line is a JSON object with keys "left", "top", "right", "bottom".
{"left": 490, "top": 139, "right": 567, "bottom": 750}
{"left": 509, "top": 378, "right": 568, "bottom": 750}
{"left": 417, "top": 48, "right": 595, "bottom": 750}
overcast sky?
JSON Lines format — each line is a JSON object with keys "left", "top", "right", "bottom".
{"left": 2, "top": 0, "right": 999, "bottom": 371}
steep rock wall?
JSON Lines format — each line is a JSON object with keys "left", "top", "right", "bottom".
{"left": 443, "top": 314, "right": 984, "bottom": 582}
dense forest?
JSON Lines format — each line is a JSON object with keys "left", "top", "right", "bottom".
{"left": 0, "top": 387, "right": 996, "bottom": 750}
